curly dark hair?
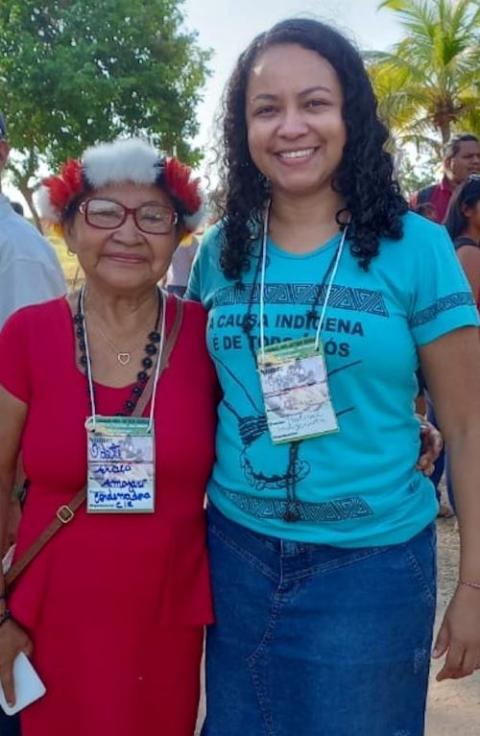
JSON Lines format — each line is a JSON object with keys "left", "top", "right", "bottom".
{"left": 215, "top": 18, "right": 408, "bottom": 280}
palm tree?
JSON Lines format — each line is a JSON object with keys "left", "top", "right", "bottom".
{"left": 367, "top": 0, "right": 480, "bottom": 155}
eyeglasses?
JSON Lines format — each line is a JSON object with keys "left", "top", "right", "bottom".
{"left": 79, "top": 198, "right": 178, "bottom": 234}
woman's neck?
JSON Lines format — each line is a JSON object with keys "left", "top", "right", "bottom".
{"left": 269, "top": 187, "right": 345, "bottom": 254}
{"left": 83, "top": 282, "right": 160, "bottom": 337}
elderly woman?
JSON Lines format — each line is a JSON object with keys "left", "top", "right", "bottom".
{"left": 0, "top": 139, "right": 216, "bottom": 736}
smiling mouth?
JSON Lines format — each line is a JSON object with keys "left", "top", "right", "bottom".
{"left": 277, "top": 148, "right": 317, "bottom": 161}
{"left": 104, "top": 254, "right": 146, "bottom": 264}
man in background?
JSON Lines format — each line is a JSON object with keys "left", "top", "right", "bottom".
{"left": 411, "top": 133, "right": 480, "bottom": 223}
{"left": 0, "top": 112, "right": 66, "bottom": 608}
{"left": 0, "top": 111, "right": 66, "bottom": 329}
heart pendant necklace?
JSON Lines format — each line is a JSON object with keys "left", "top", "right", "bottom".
{"left": 90, "top": 320, "right": 143, "bottom": 367}
{"left": 117, "top": 352, "right": 131, "bottom": 366}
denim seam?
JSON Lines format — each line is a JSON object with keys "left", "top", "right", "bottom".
{"left": 404, "top": 547, "right": 437, "bottom": 606}
{"left": 245, "top": 567, "right": 287, "bottom": 736}
{"left": 282, "top": 545, "right": 389, "bottom": 583}
{"left": 209, "top": 522, "right": 277, "bottom": 581}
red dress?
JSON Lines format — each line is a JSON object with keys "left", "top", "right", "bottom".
{"left": 0, "top": 296, "right": 217, "bottom": 736}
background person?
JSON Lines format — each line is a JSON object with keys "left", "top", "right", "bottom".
{"left": 187, "top": 18, "right": 480, "bottom": 736}
{"left": 0, "top": 111, "right": 66, "bottom": 627}
{"left": 0, "top": 111, "right": 66, "bottom": 330}
{"left": 446, "top": 175, "right": 480, "bottom": 303}
{"left": 410, "top": 133, "right": 480, "bottom": 224}
{"left": 0, "top": 138, "right": 216, "bottom": 736}
{"left": 167, "top": 232, "right": 199, "bottom": 297}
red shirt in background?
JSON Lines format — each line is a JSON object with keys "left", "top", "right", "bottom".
{"left": 410, "top": 176, "right": 454, "bottom": 223}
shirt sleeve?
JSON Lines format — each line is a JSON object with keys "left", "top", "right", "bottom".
{"left": 409, "top": 224, "right": 479, "bottom": 346}
{"left": 0, "top": 257, "right": 66, "bottom": 330}
{"left": 0, "top": 308, "right": 31, "bottom": 403}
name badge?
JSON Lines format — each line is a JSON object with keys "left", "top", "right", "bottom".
{"left": 85, "top": 416, "right": 155, "bottom": 513}
{"left": 257, "top": 337, "right": 339, "bottom": 444}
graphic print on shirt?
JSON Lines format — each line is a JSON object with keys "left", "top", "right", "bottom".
{"left": 208, "top": 280, "right": 390, "bottom": 522}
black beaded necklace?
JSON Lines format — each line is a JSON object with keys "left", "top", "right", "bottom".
{"left": 74, "top": 287, "right": 163, "bottom": 417}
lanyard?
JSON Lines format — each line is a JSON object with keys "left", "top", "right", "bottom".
{"left": 80, "top": 286, "right": 167, "bottom": 432}
{"left": 258, "top": 203, "right": 348, "bottom": 360}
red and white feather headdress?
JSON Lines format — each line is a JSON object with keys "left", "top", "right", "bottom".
{"left": 37, "top": 139, "right": 205, "bottom": 232}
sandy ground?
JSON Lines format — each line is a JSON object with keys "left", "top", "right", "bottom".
{"left": 196, "top": 516, "right": 480, "bottom": 735}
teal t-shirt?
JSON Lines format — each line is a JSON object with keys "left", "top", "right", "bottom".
{"left": 187, "top": 212, "right": 479, "bottom": 547}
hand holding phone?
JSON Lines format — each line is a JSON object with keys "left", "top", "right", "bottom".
{"left": 0, "top": 652, "right": 46, "bottom": 716}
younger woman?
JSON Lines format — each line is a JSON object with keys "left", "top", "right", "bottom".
{"left": 446, "top": 175, "right": 480, "bottom": 306}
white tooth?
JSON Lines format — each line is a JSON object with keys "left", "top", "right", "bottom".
{"left": 280, "top": 148, "right": 314, "bottom": 159}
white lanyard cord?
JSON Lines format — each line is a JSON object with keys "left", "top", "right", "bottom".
{"left": 258, "top": 204, "right": 348, "bottom": 359}
{"left": 81, "top": 286, "right": 98, "bottom": 425}
{"left": 314, "top": 227, "right": 347, "bottom": 351}
{"left": 258, "top": 201, "right": 270, "bottom": 359}
{"left": 81, "top": 286, "right": 166, "bottom": 432}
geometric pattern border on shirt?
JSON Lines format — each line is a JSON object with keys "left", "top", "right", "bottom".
{"left": 213, "top": 283, "right": 389, "bottom": 317}
{"left": 410, "top": 291, "right": 475, "bottom": 328}
{"left": 220, "top": 488, "right": 374, "bottom": 522}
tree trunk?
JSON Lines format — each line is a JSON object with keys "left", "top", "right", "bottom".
{"left": 18, "top": 184, "right": 43, "bottom": 233}
{"left": 438, "top": 118, "right": 451, "bottom": 148}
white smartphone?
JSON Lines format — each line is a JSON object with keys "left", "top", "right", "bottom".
{"left": 0, "top": 652, "right": 46, "bottom": 716}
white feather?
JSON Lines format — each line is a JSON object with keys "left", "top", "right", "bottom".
{"left": 83, "top": 138, "right": 160, "bottom": 188}
{"left": 183, "top": 194, "right": 207, "bottom": 232}
{"left": 36, "top": 185, "right": 61, "bottom": 223}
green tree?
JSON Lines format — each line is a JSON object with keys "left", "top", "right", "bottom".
{"left": 367, "top": 0, "right": 480, "bottom": 157}
{"left": 0, "top": 0, "right": 211, "bottom": 227}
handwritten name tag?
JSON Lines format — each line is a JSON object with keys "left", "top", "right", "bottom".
{"left": 257, "top": 337, "right": 339, "bottom": 444}
{"left": 85, "top": 416, "right": 155, "bottom": 513}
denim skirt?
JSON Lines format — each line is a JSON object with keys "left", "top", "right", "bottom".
{"left": 202, "top": 503, "right": 437, "bottom": 736}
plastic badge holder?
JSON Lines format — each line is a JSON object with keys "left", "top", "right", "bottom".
{"left": 0, "top": 652, "right": 46, "bottom": 716}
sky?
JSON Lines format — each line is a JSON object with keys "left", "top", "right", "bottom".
{"left": 183, "top": 0, "right": 403, "bottom": 150}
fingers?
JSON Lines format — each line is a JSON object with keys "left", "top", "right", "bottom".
{"left": 461, "top": 649, "right": 480, "bottom": 679}
{"left": 432, "top": 621, "right": 449, "bottom": 660}
{"left": 416, "top": 458, "right": 434, "bottom": 476}
{"left": 436, "top": 639, "right": 464, "bottom": 681}
{"left": 22, "top": 637, "right": 33, "bottom": 658}
{"left": 435, "top": 639, "right": 480, "bottom": 681}
{"left": 0, "top": 661, "right": 16, "bottom": 707}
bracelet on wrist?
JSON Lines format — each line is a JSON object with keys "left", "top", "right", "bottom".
{"left": 0, "top": 609, "right": 11, "bottom": 627}
{"left": 459, "top": 579, "right": 480, "bottom": 591}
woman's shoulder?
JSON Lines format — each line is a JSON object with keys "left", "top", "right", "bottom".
{"left": 167, "top": 293, "right": 207, "bottom": 332}
{"left": 454, "top": 235, "right": 480, "bottom": 251}
{"left": 400, "top": 210, "right": 447, "bottom": 241}
{"left": 1, "top": 295, "right": 68, "bottom": 334}
{"left": 380, "top": 211, "right": 453, "bottom": 259}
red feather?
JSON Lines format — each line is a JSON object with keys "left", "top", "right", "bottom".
{"left": 165, "top": 158, "right": 201, "bottom": 214}
{"left": 42, "top": 159, "right": 84, "bottom": 213}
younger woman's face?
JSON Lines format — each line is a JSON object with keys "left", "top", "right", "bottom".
{"left": 245, "top": 43, "right": 347, "bottom": 200}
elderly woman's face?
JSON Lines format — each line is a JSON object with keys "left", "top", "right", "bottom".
{"left": 65, "top": 182, "right": 179, "bottom": 292}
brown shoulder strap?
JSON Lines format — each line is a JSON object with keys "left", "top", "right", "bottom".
{"left": 6, "top": 294, "right": 184, "bottom": 591}
{"left": 134, "top": 294, "right": 184, "bottom": 416}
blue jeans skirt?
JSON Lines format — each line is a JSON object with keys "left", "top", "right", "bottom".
{"left": 202, "top": 503, "right": 437, "bottom": 736}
